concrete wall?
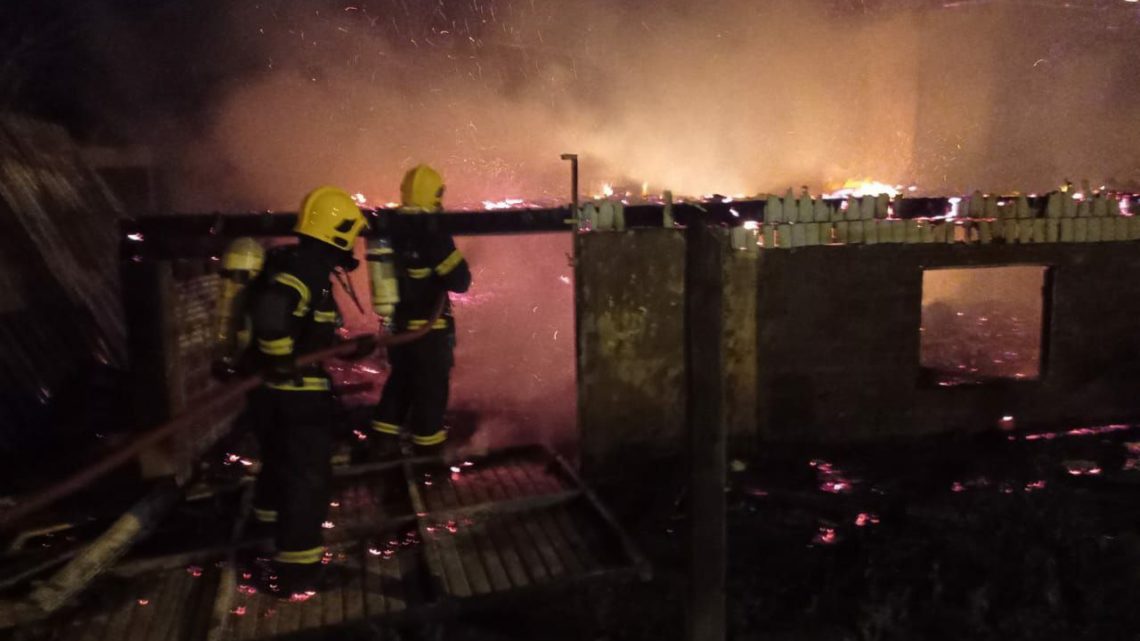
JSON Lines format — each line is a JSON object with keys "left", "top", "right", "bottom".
{"left": 577, "top": 229, "right": 761, "bottom": 475}
{"left": 577, "top": 231, "right": 1140, "bottom": 473}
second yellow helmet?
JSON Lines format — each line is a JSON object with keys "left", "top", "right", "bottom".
{"left": 296, "top": 186, "right": 367, "bottom": 250}
{"left": 400, "top": 165, "right": 445, "bottom": 213}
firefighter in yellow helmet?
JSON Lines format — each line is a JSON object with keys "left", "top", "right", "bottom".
{"left": 247, "top": 186, "right": 371, "bottom": 597}
{"left": 370, "top": 165, "right": 471, "bottom": 457}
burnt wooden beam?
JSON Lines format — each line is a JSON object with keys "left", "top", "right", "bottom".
{"left": 685, "top": 217, "right": 727, "bottom": 641}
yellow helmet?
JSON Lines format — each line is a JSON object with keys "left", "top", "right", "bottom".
{"left": 296, "top": 186, "right": 367, "bottom": 250}
{"left": 221, "top": 237, "right": 265, "bottom": 275}
{"left": 399, "top": 164, "right": 445, "bottom": 213}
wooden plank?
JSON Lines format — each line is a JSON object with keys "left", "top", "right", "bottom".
{"left": 384, "top": 546, "right": 410, "bottom": 613}
{"left": 450, "top": 473, "right": 512, "bottom": 592}
{"left": 181, "top": 565, "right": 220, "bottom": 641}
{"left": 253, "top": 587, "right": 282, "bottom": 641}
{"left": 133, "top": 569, "right": 182, "bottom": 641}
{"left": 76, "top": 594, "right": 113, "bottom": 641}
{"left": 364, "top": 538, "right": 388, "bottom": 618}
{"left": 436, "top": 473, "right": 493, "bottom": 596}
{"left": 402, "top": 459, "right": 451, "bottom": 601}
{"left": 462, "top": 471, "right": 530, "bottom": 589}
{"left": 152, "top": 564, "right": 203, "bottom": 641}
{"left": 99, "top": 578, "right": 145, "bottom": 641}
{"left": 321, "top": 553, "right": 345, "bottom": 629}
{"left": 232, "top": 576, "right": 263, "bottom": 641}
{"left": 299, "top": 589, "right": 323, "bottom": 632}
{"left": 551, "top": 505, "right": 602, "bottom": 571}
{"left": 489, "top": 465, "right": 565, "bottom": 579}
{"left": 510, "top": 465, "right": 586, "bottom": 575}
{"left": 685, "top": 220, "right": 727, "bottom": 641}
{"left": 478, "top": 464, "right": 549, "bottom": 583}
{"left": 550, "top": 450, "right": 651, "bottom": 578}
{"left": 126, "top": 576, "right": 163, "bottom": 639}
{"left": 276, "top": 577, "right": 307, "bottom": 635}
{"left": 342, "top": 544, "right": 366, "bottom": 627}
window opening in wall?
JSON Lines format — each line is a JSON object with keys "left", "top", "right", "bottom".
{"left": 920, "top": 266, "right": 1049, "bottom": 386}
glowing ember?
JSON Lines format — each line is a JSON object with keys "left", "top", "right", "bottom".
{"left": 329, "top": 501, "right": 341, "bottom": 508}
{"left": 813, "top": 526, "right": 839, "bottom": 545}
{"left": 186, "top": 565, "right": 203, "bottom": 577}
{"left": 237, "top": 584, "right": 258, "bottom": 595}
{"left": 288, "top": 591, "right": 317, "bottom": 603}
{"left": 321, "top": 521, "right": 335, "bottom": 529}
{"left": 854, "top": 512, "right": 880, "bottom": 527}
{"left": 482, "top": 197, "right": 527, "bottom": 210}
{"left": 232, "top": 606, "right": 247, "bottom": 616}
{"left": 824, "top": 179, "right": 900, "bottom": 199}
{"left": 1064, "top": 461, "right": 1102, "bottom": 476}
{"left": 1024, "top": 480, "right": 1047, "bottom": 492}
{"left": 137, "top": 598, "right": 150, "bottom": 606}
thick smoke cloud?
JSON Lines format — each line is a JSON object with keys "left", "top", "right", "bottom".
{"left": 144, "top": 0, "right": 1140, "bottom": 210}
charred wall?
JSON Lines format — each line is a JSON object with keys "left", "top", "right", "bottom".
{"left": 756, "top": 243, "right": 1140, "bottom": 441}
{"left": 577, "top": 233, "right": 1140, "bottom": 475}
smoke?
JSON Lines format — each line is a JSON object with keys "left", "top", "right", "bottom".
{"left": 96, "top": 0, "right": 1139, "bottom": 210}
{"left": 77, "top": 0, "right": 1140, "bottom": 452}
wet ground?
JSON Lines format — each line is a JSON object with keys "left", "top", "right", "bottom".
{"left": 484, "top": 423, "right": 1140, "bottom": 641}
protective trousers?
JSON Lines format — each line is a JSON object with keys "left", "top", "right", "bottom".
{"left": 249, "top": 386, "right": 334, "bottom": 573}
{"left": 371, "top": 330, "right": 453, "bottom": 451}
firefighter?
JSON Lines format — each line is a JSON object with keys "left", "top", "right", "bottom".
{"left": 370, "top": 165, "right": 471, "bottom": 458}
{"left": 248, "top": 186, "right": 370, "bottom": 596}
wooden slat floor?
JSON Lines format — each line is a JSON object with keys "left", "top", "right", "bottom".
{"left": 27, "top": 447, "right": 642, "bottom": 641}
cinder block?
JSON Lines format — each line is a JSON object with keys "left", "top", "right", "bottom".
{"left": 791, "top": 223, "right": 807, "bottom": 247}
{"left": 1116, "top": 217, "right": 1129, "bottom": 240}
{"left": 777, "top": 223, "right": 792, "bottom": 248}
{"left": 860, "top": 197, "right": 875, "bottom": 221}
{"left": 1032, "top": 219, "right": 1046, "bottom": 243}
{"left": 905, "top": 220, "right": 922, "bottom": 244}
{"left": 1078, "top": 201, "right": 1091, "bottom": 218}
{"left": 1061, "top": 218, "right": 1075, "bottom": 241}
{"left": 1093, "top": 195, "right": 1108, "bottom": 218}
{"left": 875, "top": 194, "right": 890, "bottom": 219}
{"left": 835, "top": 221, "right": 849, "bottom": 244}
{"left": 1130, "top": 216, "right": 1140, "bottom": 240}
{"left": 1046, "top": 220, "right": 1060, "bottom": 243}
{"left": 766, "top": 195, "right": 784, "bottom": 223}
{"left": 1017, "top": 195, "right": 1032, "bottom": 219}
{"left": 1063, "top": 194, "right": 1077, "bottom": 218}
{"left": 1102, "top": 218, "right": 1118, "bottom": 242}
{"left": 862, "top": 219, "right": 878, "bottom": 244}
{"left": 845, "top": 197, "right": 860, "bottom": 221}
{"left": 798, "top": 194, "right": 813, "bottom": 223}
{"left": 1088, "top": 218, "right": 1103, "bottom": 242}
{"left": 920, "top": 221, "right": 935, "bottom": 243}
{"left": 1046, "top": 192, "right": 1062, "bottom": 219}
{"left": 829, "top": 202, "right": 843, "bottom": 222}
{"left": 978, "top": 220, "right": 993, "bottom": 244}
{"left": 932, "top": 222, "right": 948, "bottom": 243}
{"left": 1075, "top": 218, "right": 1089, "bottom": 242}
{"left": 804, "top": 222, "right": 821, "bottom": 246}
{"left": 1003, "top": 219, "right": 1018, "bottom": 242}
{"left": 1018, "top": 219, "right": 1034, "bottom": 243}
{"left": 763, "top": 225, "right": 776, "bottom": 248}
{"left": 814, "top": 199, "right": 830, "bottom": 222}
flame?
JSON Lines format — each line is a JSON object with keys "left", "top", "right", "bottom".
{"left": 824, "top": 179, "right": 901, "bottom": 199}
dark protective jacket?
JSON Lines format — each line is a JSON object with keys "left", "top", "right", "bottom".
{"left": 391, "top": 226, "right": 471, "bottom": 330}
{"left": 250, "top": 239, "right": 347, "bottom": 391}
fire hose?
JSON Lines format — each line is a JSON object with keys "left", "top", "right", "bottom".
{"left": 0, "top": 298, "right": 445, "bottom": 531}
